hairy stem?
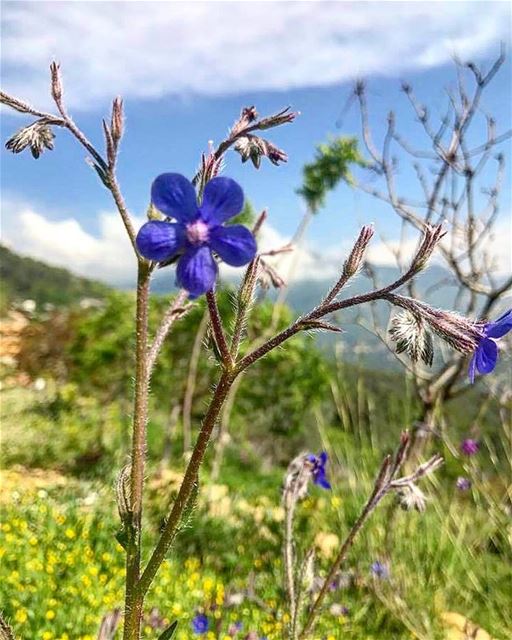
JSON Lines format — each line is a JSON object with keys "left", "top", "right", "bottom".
{"left": 122, "top": 260, "right": 151, "bottom": 640}
{"left": 299, "top": 462, "right": 389, "bottom": 639}
{"left": 136, "top": 369, "right": 234, "bottom": 598}
{"left": 182, "top": 309, "right": 209, "bottom": 452}
{"left": 147, "top": 289, "right": 190, "bottom": 373}
{"left": 206, "top": 291, "right": 233, "bottom": 368}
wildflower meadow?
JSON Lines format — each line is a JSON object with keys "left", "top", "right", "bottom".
{"left": 1, "top": 4, "right": 511, "bottom": 640}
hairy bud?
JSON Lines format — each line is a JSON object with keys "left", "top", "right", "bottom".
{"left": 409, "top": 224, "right": 446, "bottom": 274}
{"left": 256, "top": 106, "right": 297, "bottom": 130}
{"left": 258, "top": 259, "right": 286, "bottom": 290}
{"left": 111, "top": 97, "right": 124, "bottom": 145}
{"left": 389, "top": 310, "right": 434, "bottom": 366}
{"left": 343, "top": 225, "right": 375, "bottom": 277}
{"left": 50, "top": 61, "right": 63, "bottom": 103}
{"left": 396, "top": 483, "right": 428, "bottom": 512}
{"left": 234, "top": 134, "right": 288, "bottom": 168}
{"left": 386, "top": 294, "right": 484, "bottom": 355}
{"left": 5, "top": 119, "right": 55, "bottom": 159}
{"left": 283, "top": 453, "right": 312, "bottom": 504}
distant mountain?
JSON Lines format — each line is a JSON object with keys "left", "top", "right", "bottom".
{"left": 0, "top": 245, "right": 479, "bottom": 369}
{"left": 149, "top": 263, "right": 468, "bottom": 367}
{"left": 0, "top": 245, "right": 110, "bottom": 311}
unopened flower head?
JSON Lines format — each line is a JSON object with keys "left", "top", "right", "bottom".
{"left": 460, "top": 438, "right": 479, "bottom": 456}
{"left": 456, "top": 477, "right": 472, "bottom": 491}
{"left": 389, "top": 310, "right": 434, "bottom": 366}
{"left": 390, "top": 296, "right": 485, "bottom": 356}
{"left": 6, "top": 120, "right": 55, "bottom": 159}
{"left": 234, "top": 134, "right": 287, "bottom": 168}
{"left": 343, "top": 225, "right": 374, "bottom": 278}
{"left": 397, "top": 483, "right": 428, "bottom": 512}
{"left": 468, "top": 309, "right": 512, "bottom": 383}
{"left": 410, "top": 224, "right": 446, "bottom": 273}
{"left": 283, "top": 453, "right": 312, "bottom": 501}
{"left": 136, "top": 173, "right": 257, "bottom": 297}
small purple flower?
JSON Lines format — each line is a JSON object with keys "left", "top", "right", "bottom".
{"left": 460, "top": 438, "right": 479, "bottom": 456}
{"left": 307, "top": 451, "right": 331, "bottom": 489}
{"left": 191, "top": 613, "right": 209, "bottom": 634}
{"left": 370, "top": 560, "right": 389, "bottom": 579}
{"left": 469, "top": 309, "right": 512, "bottom": 382}
{"left": 456, "top": 477, "right": 472, "bottom": 491}
{"left": 136, "top": 173, "right": 257, "bottom": 297}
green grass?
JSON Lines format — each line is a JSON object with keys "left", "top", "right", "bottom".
{"left": 1, "top": 384, "right": 510, "bottom": 640}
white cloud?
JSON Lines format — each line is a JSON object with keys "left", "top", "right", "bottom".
{"left": 1, "top": 199, "right": 142, "bottom": 285}
{"left": 1, "top": 1, "right": 509, "bottom": 110}
{"left": 2, "top": 200, "right": 509, "bottom": 289}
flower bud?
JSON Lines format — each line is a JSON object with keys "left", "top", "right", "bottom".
{"left": 5, "top": 120, "right": 55, "bottom": 159}
{"left": 397, "top": 483, "right": 428, "bottom": 512}
{"left": 389, "top": 310, "right": 434, "bottom": 366}
{"left": 50, "top": 61, "right": 63, "bottom": 103}
{"left": 343, "top": 225, "right": 374, "bottom": 277}
{"left": 111, "top": 97, "right": 124, "bottom": 145}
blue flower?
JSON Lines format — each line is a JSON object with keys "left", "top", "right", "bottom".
{"left": 307, "top": 451, "right": 331, "bottom": 490}
{"left": 191, "top": 613, "right": 209, "bottom": 634}
{"left": 136, "top": 173, "right": 257, "bottom": 297}
{"left": 370, "top": 560, "right": 389, "bottom": 579}
{"left": 468, "top": 309, "right": 512, "bottom": 382}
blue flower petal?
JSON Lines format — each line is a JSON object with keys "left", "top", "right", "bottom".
{"left": 316, "top": 472, "right": 331, "bottom": 490}
{"left": 200, "top": 177, "right": 244, "bottom": 224}
{"left": 468, "top": 351, "right": 477, "bottom": 383}
{"left": 208, "top": 225, "right": 257, "bottom": 266}
{"left": 485, "top": 309, "right": 512, "bottom": 339}
{"left": 319, "top": 451, "right": 328, "bottom": 465}
{"left": 475, "top": 337, "right": 498, "bottom": 375}
{"left": 151, "top": 173, "right": 198, "bottom": 222}
{"left": 176, "top": 246, "right": 218, "bottom": 297}
{"left": 136, "top": 221, "right": 185, "bottom": 261}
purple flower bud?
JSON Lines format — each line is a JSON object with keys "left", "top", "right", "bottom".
{"left": 460, "top": 438, "right": 479, "bottom": 456}
{"left": 456, "top": 477, "right": 472, "bottom": 491}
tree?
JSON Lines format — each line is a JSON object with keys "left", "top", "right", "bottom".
{"left": 344, "top": 48, "right": 511, "bottom": 449}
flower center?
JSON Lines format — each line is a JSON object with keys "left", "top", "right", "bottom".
{"left": 186, "top": 219, "right": 209, "bottom": 245}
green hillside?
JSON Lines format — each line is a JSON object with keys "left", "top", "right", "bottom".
{"left": 0, "top": 245, "right": 110, "bottom": 311}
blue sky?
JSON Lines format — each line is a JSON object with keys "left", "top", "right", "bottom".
{"left": 1, "top": 1, "right": 511, "bottom": 285}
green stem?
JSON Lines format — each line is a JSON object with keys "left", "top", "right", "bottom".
{"left": 136, "top": 369, "right": 234, "bottom": 598}
{"left": 122, "top": 260, "right": 151, "bottom": 640}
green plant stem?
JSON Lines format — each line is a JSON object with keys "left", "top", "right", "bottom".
{"left": 299, "top": 460, "right": 391, "bottom": 639}
{"left": 206, "top": 291, "right": 233, "bottom": 368}
{"left": 136, "top": 369, "right": 234, "bottom": 598}
{"left": 122, "top": 260, "right": 151, "bottom": 640}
